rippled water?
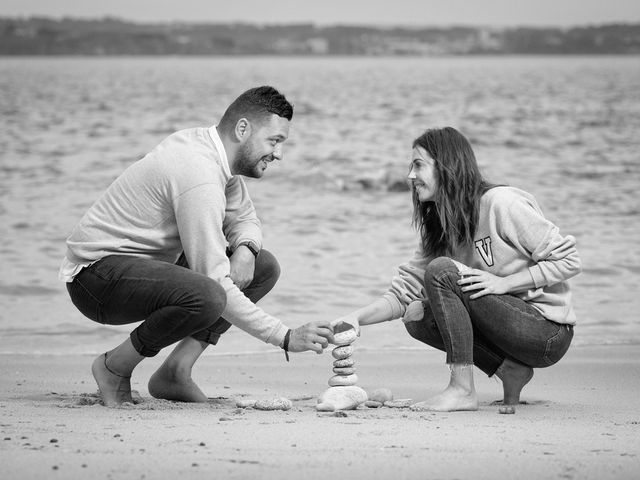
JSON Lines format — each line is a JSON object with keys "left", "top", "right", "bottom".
{"left": 1, "top": 56, "right": 639, "bottom": 354}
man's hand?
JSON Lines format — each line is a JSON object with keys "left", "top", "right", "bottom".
{"left": 287, "top": 320, "right": 334, "bottom": 354}
{"left": 330, "top": 312, "right": 360, "bottom": 337}
{"left": 229, "top": 246, "right": 256, "bottom": 290}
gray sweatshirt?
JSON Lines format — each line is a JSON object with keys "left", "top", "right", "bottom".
{"left": 59, "top": 126, "right": 288, "bottom": 347}
{"left": 383, "top": 186, "right": 582, "bottom": 324}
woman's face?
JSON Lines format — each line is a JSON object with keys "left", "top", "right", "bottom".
{"left": 408, "top": 146, "right": 438, "bottom": 203}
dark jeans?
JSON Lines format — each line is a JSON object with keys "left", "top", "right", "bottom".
{"left": 404, "top": 257, "right": 573, "bottom": 376}
{"left": 67, "top": 250, "right": 280, "bottom": 357}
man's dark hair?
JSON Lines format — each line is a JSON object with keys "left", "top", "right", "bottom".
{"left": 219, "top": 86, "right": 293, "bottom": 132}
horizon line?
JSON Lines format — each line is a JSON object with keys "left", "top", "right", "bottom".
{"left": 2, "top": 14, "right": 638, "bottom": 30}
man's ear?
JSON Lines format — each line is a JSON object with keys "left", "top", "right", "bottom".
{"left": 234, "top": 118, "right": 251, "bottom": 142}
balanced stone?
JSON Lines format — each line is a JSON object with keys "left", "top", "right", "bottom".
{"left": 329, "top": 373, "right": 358, "bottom": 386}
{"left": 316, "top": 385, "right": 368, "bottom": 412}
{"left": 333, "top": 358, "right": 355, "bottom": 368}
{"left": 333, "top": 366, "right": 356, "bottom": 375}
{"left": 332, "top": 327, "right": 357, "bottom": 346}
{"left": 332, "top": 345, "right": 354, "bottom": 359}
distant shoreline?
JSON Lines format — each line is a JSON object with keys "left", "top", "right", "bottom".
{"left": 2, "top": 17, "right": 639, "bottom": 55}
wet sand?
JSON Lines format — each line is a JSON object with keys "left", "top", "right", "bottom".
{"left": 1, "top": 345, "right": 639, "bottom": 479}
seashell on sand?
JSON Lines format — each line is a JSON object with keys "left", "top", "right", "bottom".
{"left": 333, "top": 366, "right": 356, "bottom": 375}
{"left": 329, "top": 373, "right": 358, "bottom": 386}
{"left": 316, "top": 386, "right": 368, "bottom": 412}
{"left": 333, "top": 358, "right": 355, "bottom": 368}
{"left": 368, "top": 388, "right": 393, "bottom": 404}
{"left": 332, "top": 345, "right": 354, "bottom": 359}
{"left": 254, "top": 397, "right": 293, "bottom": 411}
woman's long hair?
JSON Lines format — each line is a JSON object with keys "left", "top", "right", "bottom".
{"left": 411, "top": 127, "right": 496, "bottom": 257}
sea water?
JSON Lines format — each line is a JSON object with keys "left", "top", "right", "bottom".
{"left": 1, "top": 55, "right": 639, "bottom": 355}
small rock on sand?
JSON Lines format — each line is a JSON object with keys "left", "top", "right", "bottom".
{"left": 235, "top": 398, "right": 257, "bottom": 408}
{"left": 254, "top": 397, "right": 293, "bottom": 411}
{"left": 384, "top": 399, "right": 413, "bottom": 408}
{"left": 368, "top": 388, "right": 393, "bottom": 404}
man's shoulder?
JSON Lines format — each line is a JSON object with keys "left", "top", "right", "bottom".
{"left": 152, "top": 128, "right": 223, "bottom": 174}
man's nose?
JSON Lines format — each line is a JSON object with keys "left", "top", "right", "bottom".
{"left": 273, "top": 144, "right": 283, "bottom": 160}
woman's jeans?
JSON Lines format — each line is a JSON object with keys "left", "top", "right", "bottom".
{"left": 66, "top": 250, "right": 280, "bottom": 357}
{"left": 404, "top": 257, "right": 573, "bottom": 376}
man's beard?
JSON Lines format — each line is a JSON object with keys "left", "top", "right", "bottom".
{"left": 235, "top": 142, "right": 271, "bottom": 178}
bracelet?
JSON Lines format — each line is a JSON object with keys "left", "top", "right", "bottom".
{"left": 282, "top": 329, "right": 291, "bottom": 362}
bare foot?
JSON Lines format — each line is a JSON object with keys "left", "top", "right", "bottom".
{"left": 495, "top": 358, "right": 534, "bottom": 406}
{"left": 91, "top": 353, "right": 133, "bottom": 407}
{"left": 410, "top": 386, "right": 479, "bottom": 412}
{"left": 148, "top": 367, "right": 207, "bottom": 403}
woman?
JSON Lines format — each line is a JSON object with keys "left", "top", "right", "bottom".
{"left": 334, "top": 127, "right": 581, "bottom": 412}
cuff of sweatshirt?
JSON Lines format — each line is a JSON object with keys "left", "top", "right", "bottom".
{"left": 232, "top": 237, "right": 262, "bottom": 252}
{"left": 382, "top": 293, "right": 405, "bottom": 320}
{"left": 265, "top": 323, "right": 289, "bottom": 348}
{"left": 528, "top": 265, "right": 545, "bottom": 289}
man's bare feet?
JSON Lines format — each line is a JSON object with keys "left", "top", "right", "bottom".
{"left": 91, "top": 353, "right": 133, "bottom": 407}
{"left": 495, "top": 358, "right": 534, "bottom": 406}
{"left": 410, "top": 363, "right": 479, "bottom": 412}
{"left": 148, "top": 367, "right": 208, "bottom": 403}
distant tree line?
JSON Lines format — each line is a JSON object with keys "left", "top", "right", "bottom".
{"left": 1, "top": 17, "right": 639, "bottom": 55}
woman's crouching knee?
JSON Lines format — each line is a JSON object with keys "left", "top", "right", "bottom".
{"left": 425, "top": 256, "right": 458, "bottom": 277}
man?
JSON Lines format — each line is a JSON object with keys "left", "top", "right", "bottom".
{"left": 60, "top": 86, "right": 333, "bottom": 407}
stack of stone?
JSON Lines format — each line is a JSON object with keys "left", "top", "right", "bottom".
{"left": 329, "top": 343, "right": 357, "bottom": 386}
{"left": 316, "top": 324, "right": 367, "bottom": 411}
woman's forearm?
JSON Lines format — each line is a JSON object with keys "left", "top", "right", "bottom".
{"left": 354, "top": 297, "right": 396, "bottom": 326}
{"left": 504, "top": 269, "right": 536, "bottom": 293}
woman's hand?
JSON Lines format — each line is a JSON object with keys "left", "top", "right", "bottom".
{"left": 330, "top": 313, "right": 360, "bottom": 337}
{"left": 457, "top": 269, "right": 510, "bottom": 299}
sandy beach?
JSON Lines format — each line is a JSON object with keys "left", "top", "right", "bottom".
{"left": 1, "top": 344, "right": 638, "bottom": 480}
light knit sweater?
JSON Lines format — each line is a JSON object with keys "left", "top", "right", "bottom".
{"left": 383, "top": 186, "right": 582, "bottom": 324}
{"left": 59, "top": 126, "right": 288, "bottom": 347}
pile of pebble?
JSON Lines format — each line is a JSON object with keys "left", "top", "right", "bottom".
{"left": 316, "top": 324, "right": 367, "bottom": 411}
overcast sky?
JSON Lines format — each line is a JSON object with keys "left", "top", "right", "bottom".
{"left": 2, "top": 0, "right": 639, "bottom": 27}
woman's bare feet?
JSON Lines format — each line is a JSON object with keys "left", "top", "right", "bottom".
{"left": 147, "top": 367, "right": 208, "bottom": 403}
{"left": 91, "top": 353, "right": 133, "bottom": 407}
{"left": 410, "top": 364, "right": 479, "bottom": 412}
{"left": 495, "top": 357, "right": 534, "bottom": 407}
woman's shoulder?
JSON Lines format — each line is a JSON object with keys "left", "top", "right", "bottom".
{"left": 482, "top": 185, "right": 537, "bottom": 207}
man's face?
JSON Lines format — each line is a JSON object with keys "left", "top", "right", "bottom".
{"left": 235, "top": 114, "right": 290, "bottom": 178}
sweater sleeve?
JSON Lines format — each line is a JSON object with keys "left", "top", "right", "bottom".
{"left": 174, "top": 182, "right": 287, "bottom": 347}
{"left": 498, "top": 194, "right": 582, "bottom": 288}
{"left": 382, "top": 245, "right": 432, "bottom": 319}
{"left": 223, "top": 176, "right": 263, "bottom": 250}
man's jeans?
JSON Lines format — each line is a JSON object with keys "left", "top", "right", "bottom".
{"left": 404, "top": 257, "right": 573, "bottom": 376}
{"left": 66, "top": 250, "right": 280, "bottom": 357}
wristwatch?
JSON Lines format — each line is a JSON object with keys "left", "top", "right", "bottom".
{"left": 236, "top": 241, "right": 260, "bottom": 257}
